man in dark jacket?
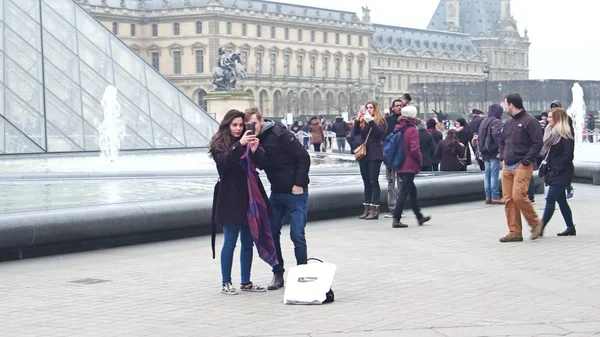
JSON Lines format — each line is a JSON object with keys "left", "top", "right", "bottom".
{"left": 478, "top": 104, "right": 503, "bottom": 204}
{"left": 418, "top": 122, "right": 435, "bottom": 171}
{"left": 587, "top": 113, "right": 595, "bottom": 143}
{"left": 331, "top": 116, "right": 350, "bottom": 153}
{"left": 498, "top": 94, "right": 543, "bottom": 242}
{"left": 245, "top": 108, "right": 311, "bottom": 290}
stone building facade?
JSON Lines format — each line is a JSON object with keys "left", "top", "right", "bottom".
{"left": 79, "top": 0, "right": 528, "bottom": 117}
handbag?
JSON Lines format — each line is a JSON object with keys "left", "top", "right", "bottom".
{"left": 538, "top": 149, "right": 551, "bottom": 178}
{"left": 354, "top": 128, "right": 372, "bottom": 161}
{"left": 283, "top": 258, "right": 335, "bottom": 305}
{"left": 457, "top": 143, "right": 467, "bottom": 166}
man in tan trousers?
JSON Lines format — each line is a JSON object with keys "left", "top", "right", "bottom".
{"left": 498, "top": 94, "right": 544, "bottom": 242}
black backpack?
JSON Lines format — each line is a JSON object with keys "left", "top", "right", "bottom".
{"left": 480, "top": 120, "right": 499, "bottom": 155}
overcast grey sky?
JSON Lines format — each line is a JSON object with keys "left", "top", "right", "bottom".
{"left": 275, "top": 0, "right": 598, "bottom": 81}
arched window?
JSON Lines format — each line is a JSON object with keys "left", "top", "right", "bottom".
{"left": 196, "top": 21, "right": 202, "bottom": 34}
{"left": 197, "top": 90, "right": 207, "bottom": 111}
{"left": 112, "top": 22, "right": 118, "bottom": 35}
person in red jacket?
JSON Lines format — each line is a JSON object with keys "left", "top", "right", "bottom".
{"left": 391, "top": 106, "right": 432, "bottom": 228}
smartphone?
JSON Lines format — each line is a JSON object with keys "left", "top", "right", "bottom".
{"left": 245, "top": 123, "right": 255, "bottom": 135}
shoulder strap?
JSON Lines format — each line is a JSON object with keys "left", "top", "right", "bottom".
{"left": 363, "top": 128, "right": 372, "bottom": 144}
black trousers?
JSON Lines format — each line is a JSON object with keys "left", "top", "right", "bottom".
{"left": 359, "top": 160, "right": 382, "bottom": 205}
{"left": 393, "top": 173, "right": 424, "bottom": 221}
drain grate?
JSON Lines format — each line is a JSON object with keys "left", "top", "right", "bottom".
{"left": 69, "top": 278, "right": 111, "bottom": 285}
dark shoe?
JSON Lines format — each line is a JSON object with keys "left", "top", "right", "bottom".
{"left": 267, "top": 275, "right": 284, "bottom": 290}
{"left": 491, "top": 199, "right": 505, "bottom": 205}
{"left": 531, "top": 224, "right": 543, "bottom": 240}
{"left": 358, "top": 204, "right": 370, "bottom": 219}
{"left": 418, "top": 216, "right": 431, "bottom": 226}
{"left": 365, "top": 205, "right": 379, "bottom": 220}
{"left": 485, "top": 198, "right": 492, "bottom": 205}
{"left": 499, "top": 234, "right": 524, "bottom": 243}
{"left": 392, "top": 219, "right": 408, "bottom": 228}
{"left": 557, "top": 228, "right": 577, "bottom": 236}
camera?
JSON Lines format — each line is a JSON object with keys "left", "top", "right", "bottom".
{"left": 245, "top": 123, "right": 256, "bottom": 135}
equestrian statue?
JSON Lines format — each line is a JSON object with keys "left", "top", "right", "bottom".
{"left": 212, "top": 47, "right": 247, "bottom": 91}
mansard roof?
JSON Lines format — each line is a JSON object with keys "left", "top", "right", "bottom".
{"left": 427, "top": 0, "right": 502, "bottom": 37}
{"left": 89, "top": 0, "right": 359, "bottom": 22}
{"left": 372, "top": 24, "right": 480, "bottom": 58}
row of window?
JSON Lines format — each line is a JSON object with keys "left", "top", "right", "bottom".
{"left": 112, "top": 21, "right": 203, "bottom": 37}
{"left": 228, "top": 22, "right": 364, "bottom": 46}
{"left": 111, "top": 20, "right": 364, "bottom": 47}
{"left": 375, "top": 57, "right": 483, "bottom": 73}
{"left": 150, "top": 50, "right": 205, "bottom": 74}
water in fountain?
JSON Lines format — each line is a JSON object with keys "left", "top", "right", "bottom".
{"left": 567, "top": 82, "right": 586, "bottom": 147}
{"left": 98, "top": 85, "right": 125, "bottom": 162}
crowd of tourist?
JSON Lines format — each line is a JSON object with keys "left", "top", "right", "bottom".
{"left": 209, "top": 93, "right": 584, "bottom": 295}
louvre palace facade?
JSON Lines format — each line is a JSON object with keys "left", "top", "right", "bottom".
{"left": 80, "top": 0, "right": 530, "bottom": 117}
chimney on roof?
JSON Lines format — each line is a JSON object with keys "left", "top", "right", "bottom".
{"left": 444, "top": 0, "right": 460, "bottom": 32}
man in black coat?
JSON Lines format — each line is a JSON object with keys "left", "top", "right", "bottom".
{"left": 470, "top": 109, "right": 485, "bottom": 171}
{"left": 245, "top": 108, "right": 311, "bottom": 291}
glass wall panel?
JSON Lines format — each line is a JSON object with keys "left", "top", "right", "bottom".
{"left": 120, "top": 126, "right": 152, "bottom": 150}
{"left": 5, "top": 1, "right": 41, "bottom": 51}
{"left": 179, "top": 92, "right": 218, "bottom": 138}
{"left": 78, "top": 33, "right": 113, "bottom": 83}
{"left": 114, "top": 63, "right": 149, "bottom": 115}
{"left": 79, "top": 61, "right": 109, "bottom": 103}
{"left": 145, "top": 64, "right": 180, "bottom": 114}
{"left": 11, "top": 0, "right": 40, "bottom": 23}
{"left": 110, "top": 35, "right": 145, "bottom": 84}
{"left": 44, "top": 61, "right": 82, "bottom": 116}
{"left": 148, "top": 93, "right": 184, "bottom": 144}
{"left": 45, "top": 89, "right": 84, "bottom": 148}
{"left": 3, "top": 118, "right": 42, "bottom": 153}
{"left": 3, "top": 90, "right": 45, "bottom": 149}
{"left": 152, "top": 122, "right": 184, "bottom": 148}
{"left": 183, "top": 123, "right": 210, "bottom": 147}
{"left": 43, "top": 32, "right": 79, "bottom": 82}
{"left": 75, "top": 5, "right": 110, "bottom": 55}
{"left": 42, "top": 0, "right": 75, "bottom": 25}
{"left": 117, "top": 93, "right": 154, "bottom": 146}
{"left": 42, "top": 3, "right": 77, "bottom": 53}
{"left": 46, "top": 121, "right": 83, "bottom": 152}
{"left": 4, "top": 28, "right": 43, "bottom": 82}
{"left": 0, "top": 23, "right": 4, "bottom": 52}
{"left": 0, "top": 116, "right": 4, "bottom": 153}
{"left": 4, "top": 58, "right": 43, "bottom": 115}
{"left": 81, "top": 90, "right": 103, "bottom": 127}
{"left": 0, "top": 52, "right": 4, "bottom": 84}
{"left": 83, "top": 121, "right": 99, "bottom": 151}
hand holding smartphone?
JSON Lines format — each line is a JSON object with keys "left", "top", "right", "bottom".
{"left": 245, "top": 123, "right": 256, "bottom": 135}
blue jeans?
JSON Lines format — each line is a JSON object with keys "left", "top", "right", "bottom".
{"left": 542, "top": 185, "right": 574, "bottom": 229}
{"left": 220, "top": 224, "right": 254, "bottom": 285}
{"left": 270, "top": 189, "right": 309, "bottom": 276}
{"left": 484, "top": 159, "right": 501, "bottom": 199}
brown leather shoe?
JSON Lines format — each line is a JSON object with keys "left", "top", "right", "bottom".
{"left": 358, "top": 204, "right": 370, "bottom": 219}
{"left": 499, "top": 234, "right": 524, "bottom": 243}
{"left": 531, "top": 224, "right": 543, "bottom": 240}
{"left": 365, "top": 205, "right": 380, "bottom": 220}
{"left": 485, "top": 199, "right": 492, "bottom": 204}
{"left": 491, "top": 199, "right": 505, "bottom": 205}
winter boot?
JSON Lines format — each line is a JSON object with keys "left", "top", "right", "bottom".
{"left": 365, "top": 205, "right": 380, "bottom": 220}
{"left": 358, "top": 204, "right": 370, "bottom": 219}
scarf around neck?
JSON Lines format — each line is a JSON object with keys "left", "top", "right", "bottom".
{"left": 541, "top": 126, "right": 561, "bottom": 156}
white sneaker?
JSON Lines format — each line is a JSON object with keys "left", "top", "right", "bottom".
{"left": 221, "top": 283, "right": 238, "bottom": 295}
{"left": 384, "top": 212, "right": 394, "bottom": 218}
{"left": 240, "top": 282, "right": 267, "bottom": 292}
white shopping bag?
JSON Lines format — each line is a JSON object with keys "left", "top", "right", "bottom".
{"left": 283, "top": 258, "right": 336, "bottom": 305}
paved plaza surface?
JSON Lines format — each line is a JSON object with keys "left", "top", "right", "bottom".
{"left": 1, "top": 183, "right": 600, "bottom": 337}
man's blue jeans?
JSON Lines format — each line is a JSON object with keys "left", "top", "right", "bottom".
{"left": 484, "top": 159, "right": 501, "bottom": 199}
{"left": 269, "top": 189, "right": 309, "bottom": 276}
{"left": 220, "top": 224, "right": 253, "bottom": 285}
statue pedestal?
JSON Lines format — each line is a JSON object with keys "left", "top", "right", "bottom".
{"left": 206, "top": 91, "right": 253, "bottom": 122}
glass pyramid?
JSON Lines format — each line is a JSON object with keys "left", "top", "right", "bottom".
{"left": 0, "top": 0, "right": 218, "bottom": 154}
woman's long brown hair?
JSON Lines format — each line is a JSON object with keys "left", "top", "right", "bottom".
{"left": 438, "top": 129, "right": 461, "bottom": 152}
{"left": 360, "top": 101, "right": 386, "bottom": 130}
{"left": 208, "top": 109, "right": 245, "bottom": 158}
{"left": 549, "top": 108, "right": 574, "bottom": 140}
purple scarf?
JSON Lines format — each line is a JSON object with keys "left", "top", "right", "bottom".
{"left": 242, "top": 147, "right": 278, "bottom": 267}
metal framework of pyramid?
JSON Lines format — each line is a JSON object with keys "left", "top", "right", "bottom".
{"left": 0, "top": 0, "right": 218, "bottom": 154}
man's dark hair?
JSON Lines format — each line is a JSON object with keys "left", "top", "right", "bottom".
{"left": 402, "top": 93, "right": 412, "bottom": 102}
{"left": 392, "top": 99, "right": 403, "bottom": 107}
{"left": 505, "top": 93, "right": 524, "bottom": 110}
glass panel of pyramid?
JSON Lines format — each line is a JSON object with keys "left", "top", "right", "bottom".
{"left": 0, "top": 0, "right": 217, "bottom": 154}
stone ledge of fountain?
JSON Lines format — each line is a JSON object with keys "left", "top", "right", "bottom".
{"left": 573, "top": 161, "right": 600, "bottom": 185}
{"left": 0, "top": 174, "right": 544, "bottom": 259}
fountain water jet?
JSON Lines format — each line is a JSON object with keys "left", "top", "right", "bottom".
{"left": 98, "top": 85, "right": 125, "bottom": 162}
{"left": 567, "top": 82, "right": 586, "bottom": 147}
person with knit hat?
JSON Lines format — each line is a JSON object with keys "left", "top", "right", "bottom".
{"left": 391, "top": 106, "right": 432, "bottom": 228}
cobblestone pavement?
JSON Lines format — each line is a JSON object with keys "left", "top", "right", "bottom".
{"left": 1, "top": 183, "right": 599, "bottom": 337}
